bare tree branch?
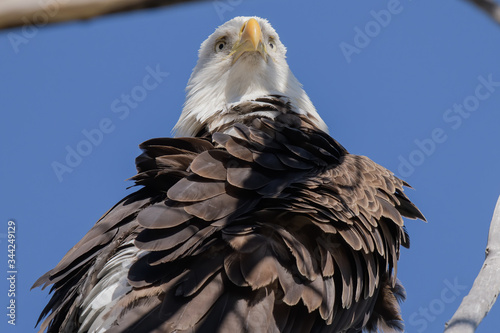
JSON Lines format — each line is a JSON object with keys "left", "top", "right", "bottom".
{"left": 0, "top": 0, "right": 205, "bottom": 30}
{"left": 444, "top": 195, "right": 500, "bottom": 333}
{"left": 465, "top": 0, "right": 500, "bottom": 24}
{"left": 3, "top": 0, "right": 500, "bottom": 31}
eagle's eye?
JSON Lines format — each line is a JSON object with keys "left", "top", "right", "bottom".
{"left": 215, "top": 39, "right": 227, "bottom": 52}
{"left": 268, "top": 38, "right": 276, "bottom": 50}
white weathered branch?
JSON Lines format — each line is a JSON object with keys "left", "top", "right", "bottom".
{"left": 444, "top": 195, "right": 500, "bottom": 333}
{"left": 465, "top": 0, "right": 500, "bottom": 24}
{"left": 2, "top": 0, "right": 500, "bottom": 31}
{"left": 0, "top": 0, "right": 203, "bottom": 30}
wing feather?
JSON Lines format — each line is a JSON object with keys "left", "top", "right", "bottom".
{"left": 34, "top": 103, "right": 424, "bottom": 333}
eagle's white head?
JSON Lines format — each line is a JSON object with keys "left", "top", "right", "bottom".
{"left": 174, "top": 16, "right": 328, "bottom": 137}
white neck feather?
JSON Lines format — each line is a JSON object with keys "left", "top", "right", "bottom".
{"left": 175, "top": 65, "right": 327, "bottom": 137}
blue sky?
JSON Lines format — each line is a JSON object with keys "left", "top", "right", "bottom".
{"left": 1, "top": 0, "right": 500, "bottom": 332}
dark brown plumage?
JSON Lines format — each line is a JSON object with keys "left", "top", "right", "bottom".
{"left": 33, "top": 95, "right": 424, "bottom": 333}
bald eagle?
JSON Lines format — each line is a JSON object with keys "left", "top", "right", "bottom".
{"left": 34, "top": 17, "right": 424, "bottom": 333}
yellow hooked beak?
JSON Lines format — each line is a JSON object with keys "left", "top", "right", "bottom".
{"left": 230, "top": 18, "right": 267, "bottom": 64}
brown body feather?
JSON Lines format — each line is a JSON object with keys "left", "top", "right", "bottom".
{"left": 34, "top": 96, "right": 424, "bottom": 333}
